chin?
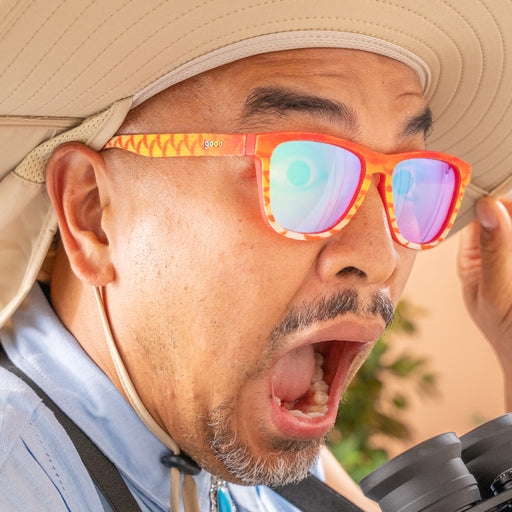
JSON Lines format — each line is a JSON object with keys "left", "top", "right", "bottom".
{"left": 205, "top": 400, "right": 325, "bottom": 486}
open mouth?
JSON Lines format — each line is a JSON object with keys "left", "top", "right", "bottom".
{"left": 274, "top": 350, "right": 329, "bottom": 419}
{"left": 269, "top": 340, "right": 370, "bottom": 440}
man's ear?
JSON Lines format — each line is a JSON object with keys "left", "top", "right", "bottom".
{"left": 46, "top": 142, "right": 115, "bottom": 286}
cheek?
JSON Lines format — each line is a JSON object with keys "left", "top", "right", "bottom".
{"left": 391, "top": 247, "right": 416, "bottom": 303}
{"left": 111, "top": 160, "right": 288, "bottom": 334}
{"left": 109, "top": 159, "right": 318, "bottom": 377}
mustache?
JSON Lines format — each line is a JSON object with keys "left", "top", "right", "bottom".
{"left": 270, "top": 289, "right": 395, "bottom": 344}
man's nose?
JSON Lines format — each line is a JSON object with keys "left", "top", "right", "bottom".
{"left": 315, "top": 179, "right": 401, "bottom": 285}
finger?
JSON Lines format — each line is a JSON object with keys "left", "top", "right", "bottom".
{"left": 476, "top": 197, "right": 512, "bottom": 294}
{"left": 457, "top": 218, "right": 485, "bottom": 313}
{"left": 457, "top": 218, "right": 480, "bottom": 273}
{"left": 457, "top": 219, "right": 481, "bottom": 285}
{"left": 499, "top": 197, "right": 512, "bottom": 217}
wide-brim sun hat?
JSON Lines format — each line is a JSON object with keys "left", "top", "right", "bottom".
{"left": 2, "top": 0, "right": 512, "bottom": 328}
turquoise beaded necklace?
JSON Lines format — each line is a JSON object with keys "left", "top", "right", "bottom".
{"left": 210, "top": 476, "right": 236, "bottom": 512}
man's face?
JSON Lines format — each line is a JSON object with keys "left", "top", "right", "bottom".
{"left": 101, "top": 48, "right": 426, "bottom": 484}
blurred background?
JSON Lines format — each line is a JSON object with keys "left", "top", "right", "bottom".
{"left": 329, "top": 229, "right": 506, "bottom": 482}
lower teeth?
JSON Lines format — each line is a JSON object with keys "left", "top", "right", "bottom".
{"left": 289, "top": 405, "right": 328, "bottom": 419}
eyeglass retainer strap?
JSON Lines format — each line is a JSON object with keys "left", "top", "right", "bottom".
{"left": 161, "top": 452, "right": 202, "bottom": 476}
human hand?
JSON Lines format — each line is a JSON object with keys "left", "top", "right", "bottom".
{"left": 457, "top": 197, "right": 512, "bottom": 409}
{"left": 321, "top": 447, "right": 381, "bottom": 511}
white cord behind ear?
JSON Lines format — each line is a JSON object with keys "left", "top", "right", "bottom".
{"left": 93, "top": 286, "right": 200, "bottom": 512}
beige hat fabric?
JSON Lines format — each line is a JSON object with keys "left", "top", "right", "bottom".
{"left": 1, "top": 0, "right": 512, "bottom": 327}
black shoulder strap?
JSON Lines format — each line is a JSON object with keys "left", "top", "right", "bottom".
{"left": 271, "top": 474, "right": 365, "bottom": 512}
{"left": 0, "top": 346, "right": 142, "bottom": 512}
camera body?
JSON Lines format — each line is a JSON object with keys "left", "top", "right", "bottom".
{"left": 359, "top": 414, "right": 512, "bottom": 512}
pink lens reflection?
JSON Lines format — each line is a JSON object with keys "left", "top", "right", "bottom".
{"left": 392, "top": 159, "right": 456, "bottom": 244}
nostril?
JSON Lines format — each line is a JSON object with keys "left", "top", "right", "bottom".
{"left": 337, "top": 266, "right": 366, "bottom": 279}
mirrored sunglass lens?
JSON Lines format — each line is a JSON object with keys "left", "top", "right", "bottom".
{"left": 269, "top": 141, "right": 362, "bottom": 233}
{"left": 392, "top": 158, "right": 457, "bottom": 244}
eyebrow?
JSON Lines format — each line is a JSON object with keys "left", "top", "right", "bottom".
{"left": 400, "top": 106, "right": 433, "bottom": 140}
{"left": 241, "top": 86, "right": 433, "bottom": 140}
{"left": 240, "top": 87, "right": 358, "bottom": 132}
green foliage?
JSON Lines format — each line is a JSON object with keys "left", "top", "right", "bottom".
{"left": 328, "top": 300, "right": 438, "bottom": 482}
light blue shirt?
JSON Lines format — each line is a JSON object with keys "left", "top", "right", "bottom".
{"left": 0, "top": 284, "right": 322, "bottom": 511}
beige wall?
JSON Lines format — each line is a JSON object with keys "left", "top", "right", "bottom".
{"left": 383, "top": 232, "right": 506, "bottom": 457}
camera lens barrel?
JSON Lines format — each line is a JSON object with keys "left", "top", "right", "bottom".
{"left": 360, "top": 433, "right": 481, "bottom": 512}
{"left": 461, "top": 414, "right": 512, "bottom": 500}
{"left": 360, "top": 414, "right": 512, "bottom": 512}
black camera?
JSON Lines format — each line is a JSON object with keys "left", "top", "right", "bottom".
{"left": 359, "top": 414, "right": 512, "bottom": 511}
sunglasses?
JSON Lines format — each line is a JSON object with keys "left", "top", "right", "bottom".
{"left": 103, "top": 132, "right": 471, "bottom": 250}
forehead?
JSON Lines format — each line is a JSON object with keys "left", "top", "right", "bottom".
{"left": 217, "top": 48, "right": 422, "bottom": 91}
{"left": 122, "top": 48, "right": 425, "bottom": 134}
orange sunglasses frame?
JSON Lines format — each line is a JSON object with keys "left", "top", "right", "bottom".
{"left": 103, "top": 132, "right": 471, "bottom": 250}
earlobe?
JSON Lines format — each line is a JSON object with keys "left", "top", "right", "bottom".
{"left": 46, "top": 142, "right": 115, "bottom": 286}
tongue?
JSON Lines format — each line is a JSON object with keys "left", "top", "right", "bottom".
{"left": 271, "top": 345, "right": 316, "bottom": 403}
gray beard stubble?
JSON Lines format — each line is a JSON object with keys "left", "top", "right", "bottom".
{"left": 205, "top": 288, "right": 394, "bottom": 486}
